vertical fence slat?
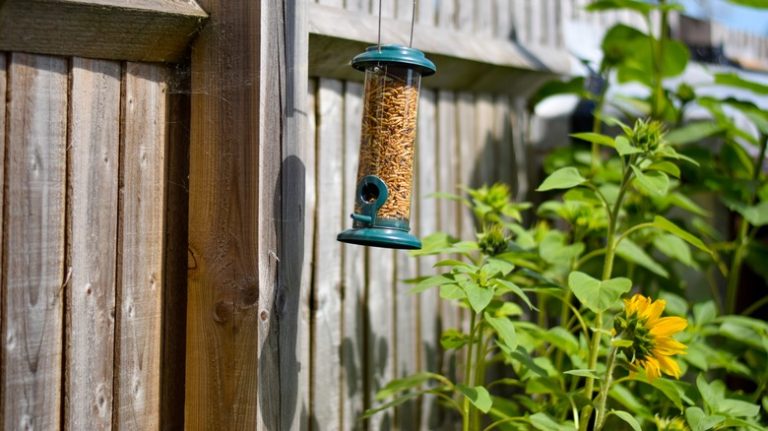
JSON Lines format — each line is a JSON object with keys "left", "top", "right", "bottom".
{"left": 299, "top": 78, "right": 318, "bottom": 430}
{"left": 396, "top": 0, "right": 411, "bottom": 20}
{"left": 475, "top": 93, "right": 496, "bottom": 187}
{"left": 475, "top": 0, "right": 494, "bottom": 37}
{"left": 456, "top": 0, "right": 473, "bottom": 32}
{"left": 381, "top": 0, "right": 395, "bottom": 19}
{"left": 313, "top": 77, "right": 344, "bottom": 431}
{"left": 366, "top": 245, "right": 395, "bottom": 430}
{"left": 436, "top": 0, "right": 456, "bottom": 30}
{"left": 457, "top": 92, "right": 476, "bottom": 240}
{"left": 277, "top": 1, "right": 311, "bottom": 427}
{"left": 66, "top": 57, "right": 121, "bottom": 431}
{"left": 342, "top": 81, "right": 366, "bottom": 430}
{"left": 2, "top": 53, "right": 67, "bottom": 431}
{"left": 495, "top": 0, "right": 511, "bottom": 40}
{"left": 185, "top": 0, "right": 261, "bottom": 427}
{"left": 417, "top": 89, "right": 441, "bottom": 430}
{"left": 117, "top": 63, "right": 168, "bottom": 430}
{"left": 512, "top": 0, "right": 528, "bottom": 44}
{"left": 494, "top": 95, "right": 514, "bottom": 188}
{"left": 318, "top": 0, "right": 343, "bottom": 8}
{"left": 436, "top": 89, "right": 460, "bottom": 333}
{"left": 417, "top": 0, "right": 435, "bottom": 26}
{"left": 0, "top": 57, "right": 5, "bottom": 417}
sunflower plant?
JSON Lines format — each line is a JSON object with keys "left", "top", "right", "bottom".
{"left": 364, "top": 0, "right": 768, "bottom": 429}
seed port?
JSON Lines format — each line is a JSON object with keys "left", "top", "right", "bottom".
{"left": 361, "top": 182, "right": 380, "bottom": 203}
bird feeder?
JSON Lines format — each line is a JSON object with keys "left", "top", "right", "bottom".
{"left": 337, "top": 45, "right": 436, "bottom": 249}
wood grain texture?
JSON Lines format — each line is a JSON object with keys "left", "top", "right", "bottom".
{"left": 312, "top": 78, "right": 344, "bottom": 430}
{"left": 475, "top": 0, "right": 493, "bottom": 37}
{"left": 66, "top": 57, "right": 121, "bottom": 431}
{"left": 495, "top": 0, "right": 511, "bottom": 40}
{"left": 341, "top": 81, "right": 366, "bottom": 431}
{"left": 0, "top": 57, "right": 5, "bottom": 416}
{"left": 366, "top": 246, "right": 395, "bottom": 431}
{"left": 456, "top": 92, "right": 476, "bottom": 240}
{"left": 184, "top": 0, "right": 261, "bottom": 428}
{"left": 416, "top": 89, "right": 442, "bottom": 431}
{"left": 307, "top": 4, "right": 568, "bottom": 95}
{"left": 0, "top": 0, "right": 207, "bottom": 62}
{"left": 494, "top": 95, "right": 515, "bottom": 188}
{"left": 436, "top": 0, "right": 456, "bottom": 30}
{"left": 475, "top": 93, "right": 495, "bottom": 187}
{"left": 2, "top": 52, "right": 67, "bottom": 431}
{"left": 456, "top": 0, "right": 473, "bottom": 31}
{"left": 416, "top": 0, "right": 435, "bottom": 26}
{"left": 277, "top": 1, "right": 311, "bottom": 429}
{"left": 116, "top": 62, "right": 168, "bottom": 431}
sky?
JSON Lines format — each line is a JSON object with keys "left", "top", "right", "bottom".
{"left": 679, "top": 0, "right": 768, "bottom": 35}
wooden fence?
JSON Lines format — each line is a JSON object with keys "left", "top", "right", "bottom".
{"left": 0, "top": 53, "right": 187, "bottom": 429}
{"left": 1, "top": 1, "right": 767, "bottom": 431}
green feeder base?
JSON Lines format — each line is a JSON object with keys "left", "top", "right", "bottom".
{"left": 337, "top": 227, "right": 421, "bottom": 250}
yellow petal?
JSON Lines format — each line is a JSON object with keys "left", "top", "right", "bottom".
{"left": 656, "top": 353, "right": 682, "bottom": 379}
{"left": 641, "top": 298, "right": 666, "bottom": 323}
{"left": 650, "top": 317, "right": 688, "bottom": 337}
{"left": 644, "top": 357, "right": 661, "bottom": 381}
{"left": 654, "top": 337, "right": 687, "bottom": 355}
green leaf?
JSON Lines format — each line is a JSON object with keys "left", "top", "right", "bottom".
{"left": 652, "top": 216, "right": 711, "bottom": 254}
{"left": 362, "top": 391, "right": 423, "bottom": 419}
{"left": 459, "top": 276, "right": 493, "bottom": 314}
{"left": 571, "top": 132, "right": 615, "bottom": 147}
{"left": 693, "top": 301, "right": 717, "bottom": 326}
{"left": 631, "top": 165, "right": 669, "bottom": 197}
{"left": 483, "top": 258, "right": 515, "bottom": 277}
{"left": 540, "top": 327, "right": 579, "bottom": 355}
{"left": 611, "top": 410, "right": 643, "bottom": 431}
{"left": 697, "top": 374, "right": 724, "bottom": 411}
{"left": 615, "top": 136, "right": 643, "bottom": 156}
{"left": 686, "top": 407, "right": 724, "bottom": 431}
{"left": 667, "top": 192, "right": 708, "bottom": 216}
{"left": 563, "top": 369, "right": 601, "bottom": 379}
{"left": 653, "top": 234, "right": 694, "bottom": 267}
{"left": 456, "top": 384, "right": 492, "bottom": 413}
{"left": 610, "top": 384, "right": 652, "bottom": 417}
{"left": 587, "top": 0, "right": 652, "bottom": 14}
{"left": 495, "top": 279, "right": 536, "bottom": 310}
{"left": 536, "top": 167, "right": 587, "bottom": 192}
{"left": 568, "top": 271, "right": 632, "bottom": 313}
{"left": 439, "top": 283, "right": 465, "bottom": 300}
{"left": 410, "top": 275, "right": 454, "bottom": 294}
{"left": 375, "top": 372, "right": 443, "bottom": 400}
{"left": 665, "top": 122, "right": 724, "bottom": 145}
{"left": 736, "top": 201, "right": 768, "bottom": 227}
{"left": 715, "top": 72, "right": 768, "bottom": 94}
{"left": 645, "top": 161, "right": 681, "bottom": 178}
{"left": 648, "top": 378, "right": 684, "bottom": 411}
{"left": 529, "top": 412, "right": 575, "bottom": 431}
{"left": 725, "top": 0, "right": 768, "bottom": 8}
{"left": 485, "top": 314, "right": 518, "bottom": 352}
{"left": 441, "top": 329, "right": 469, "bottom": 349}
{"left": 528, "top": 77, "right": 586, "bottom": 110}
{"left": 617, "top": 238, "right": 670, "bottom": 278}
{"left": 720, "top": 398, "right": 760, "bottom": 418}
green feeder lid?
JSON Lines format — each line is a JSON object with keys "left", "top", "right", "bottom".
{"left": 351, "top": 44, "right": 436, "bottom": 76}
{"left": 338, "top": 226, "right": 422, "bottom": 250}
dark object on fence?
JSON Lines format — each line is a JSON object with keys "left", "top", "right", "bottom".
{"left": 337, "top": 45, "right": 436, "bottom": 249}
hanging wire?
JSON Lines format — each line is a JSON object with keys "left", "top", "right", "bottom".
{"left": 376, "top": 0, "right": 419, "bottom": 50}
{"left": 409, "top": 0, "right": 418, "bottom": 47}
{"left": 377, "top": 0, "right": 383, "bottom": 51}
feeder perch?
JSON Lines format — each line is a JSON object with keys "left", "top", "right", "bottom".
{"left": 337, "top": 44, "right": 436, "bottom": 249}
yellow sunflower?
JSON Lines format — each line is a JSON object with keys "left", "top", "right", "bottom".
{"left": 614, "top": 294, "right": 688, "bottom": 381}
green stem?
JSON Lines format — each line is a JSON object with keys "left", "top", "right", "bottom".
{"left": 591, "top": 77, "right": 610, "bottom": 174}
{"left": 595, "top": 345, "right": 619, "bottom": 431}
{"left": 726, "top": 135, "right": 767, "bottom": 314}
{"left": 463, "top": 311, "right": 477, "bottom": 431}
{"left": 472, "top": 314, "right": 486, "bottom": 430}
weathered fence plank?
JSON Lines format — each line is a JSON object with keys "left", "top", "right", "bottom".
{"left": 0, "top": 57, "right": 5, "bottom": 398}
{"left": 66, "top": 57, "right": 121, "bottom": 431}
{"left": 2, "top": 52, "right": 67, "bottom": 431}
{"left": 342, "top": 81, "right": 366, "bottom": 430}
{"left": 417, "top": 89, "right": 442, "bottom": 430}
{"left": 436, "top": 0, "right": 456, "bottom": 30}
{"left": 277, "top": 0, "right": 311, "bottom": 429}
{"left": 456, "top": 0, "right": 473, "bottom": 32}
{"left": 185, "top": 0, "right": 261, "bottom": 428}
{"left": 475, "top": 93, "right": 496, "bottom": 187}
{"left": 116, "top": 62, "right": 168, "bottom": 431}
{"left": 366, "top": 249, "right": 395, "bottom": 430}
{"left": 313, "top": 77, "right": 344, "bottom": 430}
{"left": 457, "top": 92, "right": 476, "bottom": 240}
